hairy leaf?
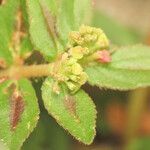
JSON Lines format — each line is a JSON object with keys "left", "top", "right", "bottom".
{"left": 26, "top": 0, "right": 57, "bottom": 61}
{"left": 86, "top": 64, "right": 150, "bottom": 90}
{"left": 56, "top": 0, "right": 75, "bottom": 45}
{"left": 20, "top": 35, "right": 33, "bottom": 58}
{"left": 42, "top": 77, "right": 96, "bottom": 144}
{"left": 22, "top": 113, "right": 71, "bottom": 150}
{"left": 86, "top": 45, "right": 150, "bottom": 90}
{"left": 20, "top": 0, "right": 33, "bottom": 58}
{"left": 0, "top": 79, "right": 39, "bottom": 150}
{"left": 74, "top": 0, "right": 92, "bottom": 28}
{"left": 110, "top": 45, "right": 150, "bottom": 70}
{"left": 21, "top": 0, "right": 30, "bottom": 28}
{"left": 0, "top": 0, "right": 19, "bottom": 65}
{"left": 57, "top": 0, "right": 92, "bottom": 45}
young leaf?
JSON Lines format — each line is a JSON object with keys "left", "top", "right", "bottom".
{"left": 86, "top": 64, "right": 150, "bottom": 90}
{"left": 0, "top": 79, "right": 39, "bottom": 150}
{"left": 0, "top": 0, "right": 19, "bottom": 65}
{"left": 110, "top": 45, "right": 150, "bottom": 70}
{"left": 42, "top": 77, "right": 97, "bottom": 144}
{"left": 26, "top": 0, "right": 57, "bottom": 61}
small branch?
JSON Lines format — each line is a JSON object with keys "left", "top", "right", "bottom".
{"left": 0, "top": 63, "right": 54, "bottom": 80}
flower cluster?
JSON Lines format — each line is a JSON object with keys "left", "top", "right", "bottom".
{"left": 53, "top": 25, "right": 111, "bottom": 93}
{"left": 68, "top": 25, "right": 109, "bottom": 54}
{"left": 67, "top": 25, "right": 111, "bottom": 64}
{"left": 62, "top": 57, "right": 88, "bottom": 93}
{"left": 53, "top": 53, "right": 88, "bottom": 93}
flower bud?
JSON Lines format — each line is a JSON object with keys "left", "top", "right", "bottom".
{"left": 96, "top": 50, "right": 111, "bottom": 63}
{"left": 69, "top": 25, "right": 109, "bottom": 53}
{"left": 56, "top": 56, "right": 88, "bottom": 93}
{"left": 65, "top": 61, "right": 88, "bottom": 93}
{"left": 65, "top": 81, "right": 77, "bottom": 92}
{"left": 68, "top": 46, "right": 89, "bottom": 60}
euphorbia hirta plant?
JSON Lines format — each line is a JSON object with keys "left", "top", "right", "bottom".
{"left": 0, "top": 0, "right": 150, "bottom": 149}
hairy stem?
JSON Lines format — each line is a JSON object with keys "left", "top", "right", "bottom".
{"left": 0, "top": 63, "right": 54, "bottom": 80}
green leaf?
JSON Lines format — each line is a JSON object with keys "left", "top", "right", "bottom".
{"left": 26, "top": 0, "right": 93, "bottom": 55}
{"left": 0, "top": 79, "right": 39, "bottom": 150}
{"left": 92, "top": 10, "right": 141, "bottom": 45}
{"left": 42, "top": 77, "right": 96, "bottom": 144}
{"left": 56, "top": 0, "right": 75, "bottom": 45}
{"left": 26, "top": 0, "right": 57, "bottom": 61}
{"left": 22, "top": 112, "right": 71, "bottom": 150}
{"left": 0, "top": 0, "right": 19, "bottom": 43}
{"left": 21, "top": 0, "right": 34, "bottom": 58}
{"left": 21, "top": 0, "right": 30, "bottom": 28}
{"left": 0, "top": 48, "right": 12, "bottom": 67}
{"left": 43, "top": 0, "right": 57, "bottom": 13}
{"left": 86, "top": 45, "right": 150, "bottom": 90}
{"left": 20, "top": 35, "right": 33, "bottom": 58}
{"left": 57, "top": 0, "right": 92, "bottom": 45}
{"left": 0, "top": 0, "right": 19, "bottom": 65}
{"left": 74, "top": 0, "right": 92, "bottom": 28}
{"left": 86, "top": 64, "right": 150, "bottom": 90}
{"left": 110, "top": 45, "right": 150, "bottom": 70}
